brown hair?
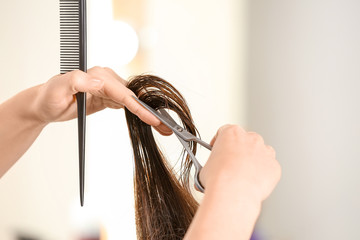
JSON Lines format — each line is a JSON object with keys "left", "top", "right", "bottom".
{"left": 125, "top": 75, "right": 199, "bottom": 239}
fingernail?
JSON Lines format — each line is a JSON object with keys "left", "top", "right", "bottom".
{"left": 91, "top": 79, "right": 103, "bottom": 88}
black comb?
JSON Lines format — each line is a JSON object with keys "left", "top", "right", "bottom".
{"left": 60, "top": 0, "right": 87, "bottom": 207}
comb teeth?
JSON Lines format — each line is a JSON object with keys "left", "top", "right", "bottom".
{"left": 60, "top": 0, "right": 80, "bottom": 74}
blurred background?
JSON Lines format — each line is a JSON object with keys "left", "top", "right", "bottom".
{"left": 0, "top": 0, "right": 359, "bottom": 239}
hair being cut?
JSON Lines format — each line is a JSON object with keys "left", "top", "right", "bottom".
{"left": 125, "top": 75, "right": 199, "bottom": 239}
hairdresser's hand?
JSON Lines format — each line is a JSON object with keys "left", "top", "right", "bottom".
{"left": 199, "top": 125, "right": 281, "bottom": 202}
{"left": 32, "top": 67, "right": 171, "bottom": 135}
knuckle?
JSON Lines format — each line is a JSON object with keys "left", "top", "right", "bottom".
{"left": 71, "top": 70, "right": 82, "bottom": 77}
{"left": 103, "top": 66, "right": 113, "bottom": 72}
{"left": 269, "top": 146, "right": 276, "bottom": 155}
{"left": 71, "top": 69, "right": 83, "bottom": 78}
{"left": 271, "top": 145, "right": 276, "bottom": 152}
{"left": 258, "top": 134, "right": 265, "bottom": 143}
{"left": 231, "top": 125, "right": 244, "bottom": 133}
{"left": 219, "top": 124, "right": 233, "bottom": 132}
{"left": 267, "top": 146, "right": 277, "bottom": 159}
{"left": 221, "top": 124, "right": 244, "bottom": 135}
{"left": 275, "top": 161, "right": 282, "bottom": 179}
{"left": 89, "top": 66, "right": 104, "bottom": 73}
{"left": 247, "top": 131, "right": 258, "bottom": 139}
{"left": 69, "top": 70, "right": 83, "bottom": 86}
{"left": 93, "top": 66, "right": 104, "bottom": 71}
{"left": 248, "top": 131, "right": 264, "bottom": 144}
{"left": 218, "top": 125, "right": 247, "bottom": 142}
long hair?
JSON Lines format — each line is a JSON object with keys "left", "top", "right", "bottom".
{"left": 125, "top": 75, "right": 199, "bottom": 240}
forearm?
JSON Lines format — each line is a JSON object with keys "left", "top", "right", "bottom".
{"left": 185, "top": 177, "right": 262, "bottom": 240}
{"left": 0, "top": 85, "right": 46, "bottom": 178}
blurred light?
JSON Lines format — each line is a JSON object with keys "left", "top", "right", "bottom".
{"left": 90, "top": 20, "right": 139, "bottom": 69}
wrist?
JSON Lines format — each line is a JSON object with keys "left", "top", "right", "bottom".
{"left": 188, "top": 170, "right": 262, "bottom": 240}
{"left": 16, "top": 85, "right": 48, "bottom": 128}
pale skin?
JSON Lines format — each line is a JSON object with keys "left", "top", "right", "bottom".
{"left": 0, "top": 67, "right": 281, "bottom": 239}
{"left": 0, "top": 67, "right": 171, "bottom": 178}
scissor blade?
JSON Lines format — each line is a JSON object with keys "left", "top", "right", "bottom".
{"left": 133, "top": 96, "right": 212, "bottom": 150}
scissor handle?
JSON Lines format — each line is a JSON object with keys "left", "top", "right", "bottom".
{"left": 193, "top": 138, "right": 212, "bottom": 151}
{"left": 194, "top": 167, "right": 205, "bottom": 193}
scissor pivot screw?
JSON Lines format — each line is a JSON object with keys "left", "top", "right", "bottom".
{"left": 176, "top": 126, "right": 183, "bottom": 132}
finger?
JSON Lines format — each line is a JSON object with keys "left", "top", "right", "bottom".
{"left": 266, "top": 145, "right": 276, "bottom": 156}
{"left": 210, "top": 131, "right": 218, "bottom": 147}
{"left": 123, "top": 94, "right": 172, "bottom": 134}
{"left": 88, "top": 66, "right": 127, "bottom": 86}
{"left": 64, "top": 70, "right": 104, "bottom": 94}
{"left": 101, "top": 98, "right": 123, "bottom": 109}
{"left": 103, "top": 67, "right": 128, "bottom": 85}
{"left": 86, "top": 67, "right": 170, "bottom": 129}
{"left": 88, "top": 66, "right": 129, "bottom": 94}
{"left": 194, "top": 183, "right": 200, "bottom": 192}
{"left": 88, "top": 69, "right": 162, "bottom": 127}
{"left": 209, "top": 124, "right": 235, "bottom": 146}
{"left": 247, "top": 131, "right": 265, "bottom": 145}
{"left": 122, "top": 94, "right": 163, "bottom": 126}
{"left": 153, "top": 123, "right": 173, "bottom": 136}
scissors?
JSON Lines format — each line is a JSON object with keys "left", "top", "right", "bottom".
{"left": 133, "top": 96, "right": 212, "bottom": 193}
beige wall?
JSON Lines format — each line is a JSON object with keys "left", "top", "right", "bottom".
{"left": 248, "top": 0, "right": 360, "bottom": 239}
